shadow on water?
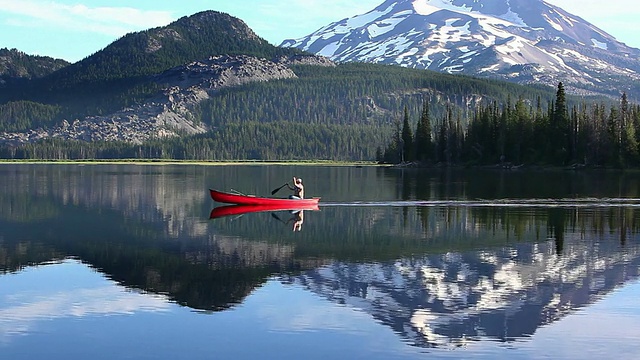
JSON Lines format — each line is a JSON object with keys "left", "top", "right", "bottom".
{"left": 1, "top": 164, "right": 640, "bottom": 348}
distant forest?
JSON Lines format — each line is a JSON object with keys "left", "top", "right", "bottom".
{"left": 1, "top": 64, "right": 637, "bottom": 167}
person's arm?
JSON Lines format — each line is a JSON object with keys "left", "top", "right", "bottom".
{"left": 289, "top": 177, "right": 298, "bottom": 191}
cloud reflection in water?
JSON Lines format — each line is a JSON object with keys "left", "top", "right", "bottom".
{"left": 0, "top": 259, "right": 170, "bottom": 342}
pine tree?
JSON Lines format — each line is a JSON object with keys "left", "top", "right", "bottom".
{"left": 383, "top": 118, "right": 402, "bottom": 164}
{"left": 620, "top": 93, "right": 639, "bottom": 166}
{"left": 401, "top": 106, "right": 414, "bottom": 162}
{"left": 552, "top": 82, "right": 569, "bottom": 164}
{"left": 415, "top": 98, "right": 432, "bottom": 162}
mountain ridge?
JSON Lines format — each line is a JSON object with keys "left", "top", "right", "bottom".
{"left": 0, "top": 48, "right": 70, "bottom": 86}
{"left": 0, "top": 54, "right": 336, "bottom": 145}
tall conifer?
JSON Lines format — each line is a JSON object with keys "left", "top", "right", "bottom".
{"left": 401, "top": 106, "right": 414, "bottom": 162}
{"left": 415, "top": 98, "right": 432, "bottom": 162}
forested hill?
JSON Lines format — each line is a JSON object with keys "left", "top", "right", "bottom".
{"left": 0, "top": 10, "right": 303, "bottom": 106}
{"left": 0, "top": 48, "right": 69, "bottom": 85}
{"left": 45, "top": 10, "right": 301, "bottom": 85}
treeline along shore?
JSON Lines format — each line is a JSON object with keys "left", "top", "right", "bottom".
{"left": 380, "top": 83, "right": 640, "bottom": 169}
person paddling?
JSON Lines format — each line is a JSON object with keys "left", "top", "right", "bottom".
{"left": 287, "top": 177, "right": 304, "bottom": 199}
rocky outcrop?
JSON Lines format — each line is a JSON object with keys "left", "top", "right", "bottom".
{"left": 275, "top": 54, "right": 337, "bottom": 67}
{"left": 0, "top": 54, "right": 333, "bottom": 145}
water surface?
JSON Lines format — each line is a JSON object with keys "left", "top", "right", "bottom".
{"left": 1, "top": 164, "right": 639, "bottom": 359}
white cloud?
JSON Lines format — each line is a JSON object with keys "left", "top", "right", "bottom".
{"left": 0, "top": 0, "right": 174, "bottom": 36}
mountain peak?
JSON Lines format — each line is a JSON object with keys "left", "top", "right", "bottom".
{"left": 172, "top": 10, "right": 265, "bottom": 43}
{"left": 282, "top": 0, "right": 640, "bottom": 100}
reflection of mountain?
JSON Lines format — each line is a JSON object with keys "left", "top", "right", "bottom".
{"left": 2, "top": 164, "right": 640, "bottom": 333}
{"left": 286, "top": 230, "right": 640, "bottom": 348}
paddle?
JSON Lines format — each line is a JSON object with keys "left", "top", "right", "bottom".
{"left": 271, "top": 183, "right": 289, "bottom": 195}
{"left": 271, "top": 213, "right": 286, "bottom": 224}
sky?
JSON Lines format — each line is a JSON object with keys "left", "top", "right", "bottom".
{"left": 0, "top": 0, "right": 638, "bottom": 63}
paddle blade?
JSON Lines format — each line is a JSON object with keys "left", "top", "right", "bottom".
{"left": 271, "top": 183, "right": 287, "bottom": 195}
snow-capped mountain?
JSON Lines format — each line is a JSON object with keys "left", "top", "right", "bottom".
{"left": 282, "top": 0, "right": 640, "bottom": 100}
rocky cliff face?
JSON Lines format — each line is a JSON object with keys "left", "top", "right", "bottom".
{"left": 0, "top": 54, "right": 333, "bottom": 145}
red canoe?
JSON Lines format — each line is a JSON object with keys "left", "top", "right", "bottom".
{"left": 210, "top": 203, "right": 320, "bottom": 219}
{"left": 209, "top": 189, "right": 321, "bottom": 206}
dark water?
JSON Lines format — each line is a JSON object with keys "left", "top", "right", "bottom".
{"left": 1, "top": 164, "right": 640, "bottom": 359}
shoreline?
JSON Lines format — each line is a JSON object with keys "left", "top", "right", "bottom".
{"left": 0, "top": 159, "right": 380, "bottom": 166}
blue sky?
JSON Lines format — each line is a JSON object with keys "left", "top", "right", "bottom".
{"left": 0, "top": 0, "right": 638, "bottom": 63}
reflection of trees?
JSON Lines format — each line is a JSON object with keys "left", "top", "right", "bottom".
{"left": 390, "top": 167, "right": 640, "bottom": 201}
{"left": 417, "top": 205, "right": 639, "bottom": 254}
{"left": 0, "top": 199, "right": 307, "bottom": 311}
{"left": 389, "top": 168, "right": 640, "bottom": 255}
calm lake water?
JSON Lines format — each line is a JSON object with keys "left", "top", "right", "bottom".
{"left": 1, "top": 163, "right": 640, "bottom": 360}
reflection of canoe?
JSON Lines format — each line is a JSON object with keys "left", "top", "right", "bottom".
{"left": 210, "top": 204, "right": 320, "bottom": 219}
{"left": 209, "top": 189, "right": 321, "bottom": 206}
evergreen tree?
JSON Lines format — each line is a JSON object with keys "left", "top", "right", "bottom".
{"left": 383, "top": 119, "right": 402, "bottom": 164}
{"left": 620, "top": 93, "right": 639, "bottom": 165}
{"left": 513, "top": 97, "right": 528, "bottom": 164}
{"left": 401, "top": 106, "right": 414, "bottom": 162}
{"left": 607, "top": 106, "right": 620, "bottom": 166}
{"left": 552, "top": 82, "right": 569, "bottom": 164}
{"left": 375, "top": 146, "right": 383, "bottom": 163}
{"left": 415, "top": 98, "right": 432, "bottom": 162}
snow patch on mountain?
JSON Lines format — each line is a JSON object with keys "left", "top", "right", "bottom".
{"left": 543, "top": 14, "right": 564, "bottom": 31}
{"left": 591, "top": 38, "right": 607, "bottom": 50}
{"left": 413, "top": 0, "right": 525, "bottom": 27}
